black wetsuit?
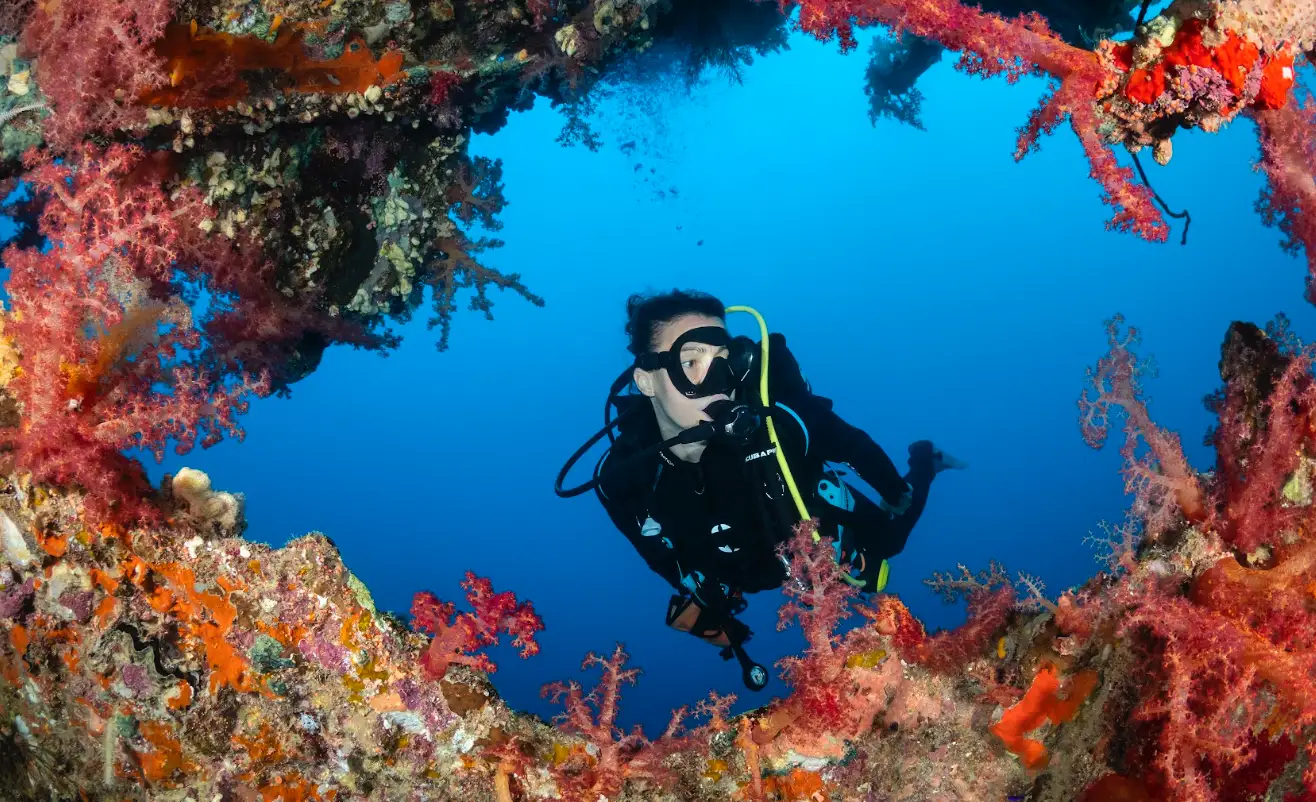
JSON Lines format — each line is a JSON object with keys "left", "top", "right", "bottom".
{"left": 596, "top": 375, "right": 937, "bottom": 637}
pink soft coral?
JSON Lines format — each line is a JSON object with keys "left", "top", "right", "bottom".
{"left": 1078, "top": 314, "right": 1207, "bottom": 539}
{"left": 872, "top": 562, "right": 1016, "bottom": 675}
{"left": 540, "top": 644, "right": 732, "bottom": 801}
{"left": 1118, "top": 580, "right": 1316, "bottom": 800}
{"left": 1254, "top": 90, "right": 1316, "bottom": 303}
{"left": 1210, "top": 338, "right": 1316, "bottom": 555}
{"left": 772, "top": 520, "right": 878, "bottom": 738}
{"left": 21, "top": 0, "right": 175, "bottom": 150}
{"left": 411, "top": 570, "right": 544, "bottom": 679}
{"left": 1064, "top": 317, "right": 1316, "bottom": 800}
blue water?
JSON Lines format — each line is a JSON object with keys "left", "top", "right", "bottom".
{"left": 8, "top": 27, "right": 1314, "bottom": 737}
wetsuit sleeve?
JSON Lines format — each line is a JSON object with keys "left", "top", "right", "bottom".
{"left": 595, "top": 455, "right": 684, "bottom": 592}
{"left": 784, "top": 394, "right": 910, "bottom": 506}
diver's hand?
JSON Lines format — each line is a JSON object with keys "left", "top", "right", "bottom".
{"left": 879, "top": 482, "right": 914, "bottom": 516}
{"left": 666, "top": 592, "right": 747, "bottom": 648}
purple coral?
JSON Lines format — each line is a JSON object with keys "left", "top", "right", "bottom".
{"left": 1, "top": 578, "right": 35, "bottom": 619}
{"left": 59, "top": 589, "right": 95, "bottom": 623}
{"left": 121, "top": 663, "right": 151, "bottom": 696}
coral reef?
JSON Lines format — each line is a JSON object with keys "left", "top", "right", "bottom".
{"left": 795, "top": 0, "right": 1316, "bottom": 280}
{"left": 0, "top": 0, "right": 1311, "bottom": 519}
{"left": 1, "top": 1, "right": 1316, "bottom": 800}
{"left": 5, "top": 315, "right": 1316, "bottom": 800}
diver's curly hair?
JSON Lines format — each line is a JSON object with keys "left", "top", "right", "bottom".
{"left": 625, "top": 289, "right": 725, "bottom": 357}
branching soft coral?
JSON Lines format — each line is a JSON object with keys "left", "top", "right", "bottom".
{"left": 21, "top": 0, "right": 175, "bottom": 150}
{"left": 426, "top": 155, "right": 545, "bottom": 352}
{"left": 411, "top": 570, "right": 544, "bottom": 679}
{"left": 1207, "top": 326, "right": 1316, "bottom": 555}
{"left": 539, "top": 644, "right": 731, "bottom": 801}
{"left": 878, "top": 562, "right": 1017, "bottom": 675}
{"left": 786, "top": 0, "right": 1316, "bottom": 267}
{"left": 1254, "top": 86, "right": 1316, "bottom": 303}
{"left": 1079, "top": 314, "right": 1207, "bottom": 539}
{"left": 1061, "top": 318, "right": 1316, "bottom": 800}
{"left": 785, "top": 0, "right": 1168, "bottom": 241}
{"left": 0, "top": 144, "right": 269, "bottom": 524}
{"left": 1118, "top": 583, "right": 1316, "bottom": 800}
{"left": 772, "top": 520, "right": 880, "bottom": 739}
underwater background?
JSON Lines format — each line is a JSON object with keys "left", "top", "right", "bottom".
{"left": 7, "top": 22, "right": 1298, "bottom": 739}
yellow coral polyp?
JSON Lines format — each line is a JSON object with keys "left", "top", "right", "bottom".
{"left": 844, "top": 649, "right": 886, "bottom": 669}
{"left": 703, "top": 757, "right": 729, "bottom": 782}
{"left": 551, "top": 742, "right": 571, "bottom": 765}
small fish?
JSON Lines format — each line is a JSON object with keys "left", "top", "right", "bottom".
{"left": 696, "top": 240, "right": 704, "bottom": 246}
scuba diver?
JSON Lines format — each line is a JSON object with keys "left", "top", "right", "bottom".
{"left": 555, "top": 289, "right": 965, "bottom": 690}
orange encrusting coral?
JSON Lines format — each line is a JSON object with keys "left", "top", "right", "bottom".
{"left": 1111, "top": 18, "right": 1295, "bottom": 109}
{"left": 148, "top": 562, "right": 259, "bottom": 695}
{"left": 761, "top": 767, "right": 829, "bottom": 801}
{"left": 138, "top": 720, "right": 195, "bottom": 783}
{"left": 142, "top": 20, "right": 407, "bottom": 109}
{"left": 989, "top": 662, "right": 1099, "bottom": 770}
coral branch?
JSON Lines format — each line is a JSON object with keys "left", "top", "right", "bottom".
{"left": 411, "top": 571, "right": 544, "bottom": 679}
{"left": 1079, "top": 314, "right": 1206, "bottom": 538}
{"left": 0, "top": 144, "right": 270, "bottom": 524}
{"left": 21, "top": 0, "right": 174, "bottom": 149}
{"left": 788, "top": 0, "right": 1168, "bottom": 239}
{"left": 540, "top": 644, "right": 702, "bottom": 800}
{"left": 1254, "top": 90, "right": 1316, "bottom": 303}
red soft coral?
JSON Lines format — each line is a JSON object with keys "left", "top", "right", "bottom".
{"left": 20, "top": 0, "right": 175, "bottom": 150}
{"left": 1210, "top": 344, "right": 1316, "bottom": 555}
{"left": 0, "top": 145, "right": 269, "bottom": 524}
{"left": 785, "top": 0, "right": 1167, "bottom": 241}
{"left": 1118, "top": 584, "right": 1316, "bottom": 800}
{"left": 1059, "top": 318, "right": 1316, "bottom": 801}
{"left": 870, "top": 563, "right": 1016, "bottom": 675}
{"left": 411, "top": 570, "right": 544, "bottom": 679}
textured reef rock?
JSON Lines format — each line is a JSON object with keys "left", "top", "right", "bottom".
{"left": 5, "top": 316, "right": 1316, "bottom": 801}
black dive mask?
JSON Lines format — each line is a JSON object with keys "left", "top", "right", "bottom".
{"left": 634, "top": 326, "right": 755, "bottom": 399}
